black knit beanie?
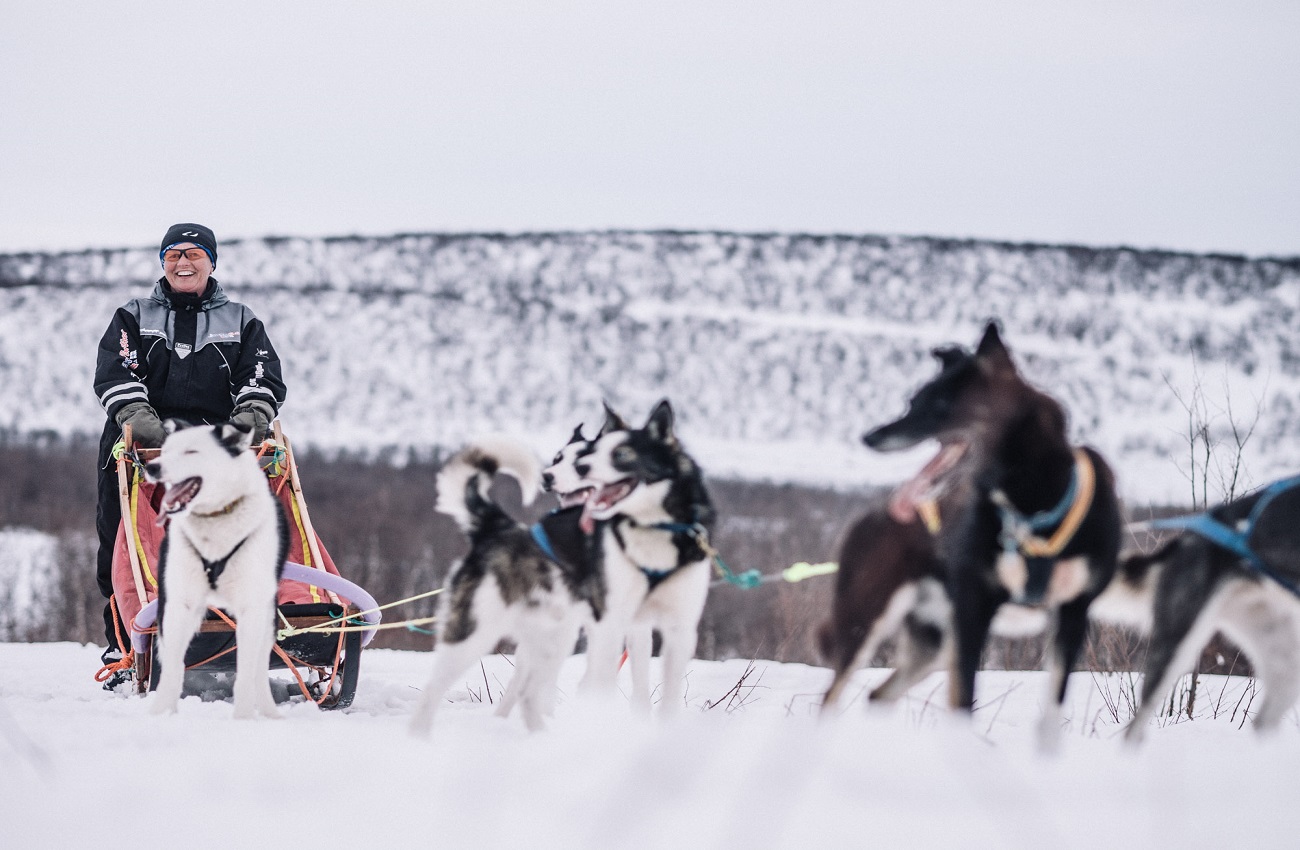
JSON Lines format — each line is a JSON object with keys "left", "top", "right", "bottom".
{"left": 160, "top": 223, "right": 217, "bottom": 268}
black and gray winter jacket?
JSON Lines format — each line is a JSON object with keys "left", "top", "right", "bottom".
{"left": 93, "top": 278, "right": 287, "bottom": 427}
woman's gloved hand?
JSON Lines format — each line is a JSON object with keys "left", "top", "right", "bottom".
{"left": 228, "top": 400, "right": 275, "bottom": 444}
{"left": 115, "top": 402, "right": 167, "bottom": 448}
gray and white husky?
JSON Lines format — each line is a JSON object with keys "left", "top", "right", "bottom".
{"left": 1095, "top": 482, "right": 1300, "bottom": 742}
{"left": 409, "top": 437, "right": 602, "bottom": 735}
{"left": 144, "top": 422, "right": 289, "bottom": 718}
{"left": 575, "top": 399, "right": 716, "bottom": 715}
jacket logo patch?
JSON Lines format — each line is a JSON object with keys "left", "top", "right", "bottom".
{"left": 118, "top": 330, "right": 138, "bottom": 371}
{"left": 175, "top": 343, "right": 193, "bottom": 360}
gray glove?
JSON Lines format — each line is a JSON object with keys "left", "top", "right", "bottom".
{"left": 229, "top": 400, "right": 275, "bottom": 444}
{"left": 115, "top": 402, "right": 167, "bottom": 448}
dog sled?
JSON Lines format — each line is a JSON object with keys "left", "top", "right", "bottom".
{"left": 103, "top": 422, "right": 380, "bottom": 710}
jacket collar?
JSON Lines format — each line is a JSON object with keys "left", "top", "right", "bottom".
{"left": 150, "top": 277, "right": 229, "bottom": 312}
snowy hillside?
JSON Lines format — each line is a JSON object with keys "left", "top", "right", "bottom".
{"left": 3, "top": 231, "right": 1299, "bottom": 504}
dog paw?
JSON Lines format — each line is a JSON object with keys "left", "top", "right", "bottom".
{"left": 148, "top": 698, "right": 178, "bottom": 717}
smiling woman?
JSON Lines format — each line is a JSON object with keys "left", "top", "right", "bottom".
{"left": 89, "top": 222, "right": 289, "bottom": 687}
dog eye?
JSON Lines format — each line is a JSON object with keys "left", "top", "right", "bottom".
{"left": 614, "top": 446, "right": 636, "bottom": 463}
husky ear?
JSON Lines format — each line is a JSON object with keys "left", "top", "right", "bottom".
{"left": 931, "top": 345, "right": 968, "bottom": 370}
{"left": 163, "top": 418, "right": 182, "bottom": 435}
{"left": 218, "top": 423, "right": 254, "bottom": 456}
{"left": 644, "top": 399, "right": 676, "bottom": 443}
{"left": 975, "top": 320, "right": 1015, "bottom": 372}
{"left": 599, "top": 401, "right": 629, "bottom": 436}
{"left": 568, "top": 424, "right": 587, "bottom": 445}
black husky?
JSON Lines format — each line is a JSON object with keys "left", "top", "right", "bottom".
{"left": 1098, "top": 480, "right": 1300, "bottom": 741}
{"left": 863, "top": 322, "right": 1122, "bottom": 745}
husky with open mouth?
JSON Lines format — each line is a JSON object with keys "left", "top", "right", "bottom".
{"left": 542, "top": 424, "right": 597, "bottom": 508}
{"left": 574, "top": 399, "right": 716, "bottom": 714}
{"left": 862, "top": 323, "right": 1121, "bottom": 748}
{"left": 143, "top": 421, "right": 289, "bottom": 718}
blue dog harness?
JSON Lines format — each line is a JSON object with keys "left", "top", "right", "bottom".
{"left": 1149, "top": 475, "right": 1300, "bottom": 598}
{"left": 530, "top": 521, "right": 559, "bottom": 562}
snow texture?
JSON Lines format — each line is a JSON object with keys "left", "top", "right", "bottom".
{"left": 3, "top": 231, "right": 1299, "bottom": 505}
{"left": 1, "top": 644, "right": 1298, "bottom": 849}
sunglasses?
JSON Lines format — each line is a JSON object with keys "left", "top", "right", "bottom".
{"left": 161, "top": 247, "right": 211, "bottom": 264}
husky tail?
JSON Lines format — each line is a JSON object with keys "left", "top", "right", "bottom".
{"left": 436, "top": 436, "right": 542, "bottom": 532}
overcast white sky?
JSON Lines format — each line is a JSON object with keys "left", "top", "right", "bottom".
{"left": 2, "top": 2, "right": 1297, "bottom": 257}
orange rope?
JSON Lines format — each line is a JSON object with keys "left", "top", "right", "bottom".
{"left": 133, "top": 608, "right": 350, "bottom": 707}
{"left": 93, "top": 595, "right": 136, "bottom": 684}
{"left": 205, "top": 608, "right": 315, "bottom": 702}
{"left": 205, "top": 608, "right": 350, "bottom": 707}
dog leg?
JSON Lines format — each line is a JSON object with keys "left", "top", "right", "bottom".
{"left": 824, "top": 626, "right": 890, "bottom": 710}
{"left": 626, "top": 624, "right": 654, "bottom": 713}
{"left": 1125, "top": 552, "right": 1224, "bottom": 743}
{"left": 1124, "top": 604, "right": 1220, "bottom": 744}
{"left": 1221, "top": 594, "right": 1300, "bottom": 733}
{"left": 948, "top": 570, "right": 1002, "bottom": 711}
{"left": 517, "top": 631, "right": 572, "bottom": 732}
{"left": 150, "top": 597, "right": 206, "bottom": 715}
{"left": 579, "top": 612, "right": 633, "bottom": 697}
{"left": 496, "top": 641, "right": 536, "bottom": 721}
{"left": 409, "top": 629, "right": 501, "bottom": 738}
{"left": 823, "top": 582, "right": 921, "bottom": 711}
{"left": 869, "top": 609, "right": 950, "bottom": 703}
{"left": 1036, "top": 597, "right": 1090, "bottom": 752}
{"left": 232, "top": 604, "right": 280, "bottom": 720}
{"left": 651, "top": 567, "right": 709, "bottom": 717}
{"left": 656, "top": 621, "right": 698, "bottom": 716}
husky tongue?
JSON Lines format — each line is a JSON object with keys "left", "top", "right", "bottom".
{"left": 159, "top": 477, "right": 202, "bottom": 522}
{"left": 579, "top": 479, "right": 635, "bottom": 533}
{"left": 888, "top": 443, "right": 966, "bottom": 524}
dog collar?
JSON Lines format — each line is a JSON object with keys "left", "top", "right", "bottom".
{"left": 991, "top": 449, "right": 1095, "bottom": 560}
{"left": 191, "top": 496, "right": 246, "bottom": 519}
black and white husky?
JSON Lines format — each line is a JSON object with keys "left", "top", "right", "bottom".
{"left": 574, "top": 399, "right": 716, "bottom": 714}
{"left": 409, "top": 437, "right": 602, "bottom": 735}
{"left": 543, "top": 424, "right": 596, "bottom": 507}
{"left": 1096, "top": 481, "right": 1300, "bottom": 742}
{"left": 144, "top": 422, "right": 289, "bottom": 719}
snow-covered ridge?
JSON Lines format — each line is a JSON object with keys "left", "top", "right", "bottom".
{"left": 3, "top": 231, "right": 1299, "bottom": 505}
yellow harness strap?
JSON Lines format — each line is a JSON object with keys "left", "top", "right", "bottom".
{"left": 1017, "top": 449, "right": 1097, "bottom": 558}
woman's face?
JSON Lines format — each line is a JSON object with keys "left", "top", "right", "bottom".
{"left": 162, "top": 242, "right": 213, "bottom": 294}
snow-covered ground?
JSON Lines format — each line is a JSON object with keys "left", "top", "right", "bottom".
{"left": 2, "top": 642, "right": 1297, "bottom": 849}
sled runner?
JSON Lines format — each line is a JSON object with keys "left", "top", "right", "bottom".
{"left": 104, "top": 423, "right": 380, "bottom": 710}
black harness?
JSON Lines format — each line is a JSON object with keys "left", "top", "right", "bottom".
{"left": 199, "top": 536, "right": 248, "bottom": 590}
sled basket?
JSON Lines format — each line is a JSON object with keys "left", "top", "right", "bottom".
{"left": 108, "top": 422, "right": 380, "bottom": 710}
